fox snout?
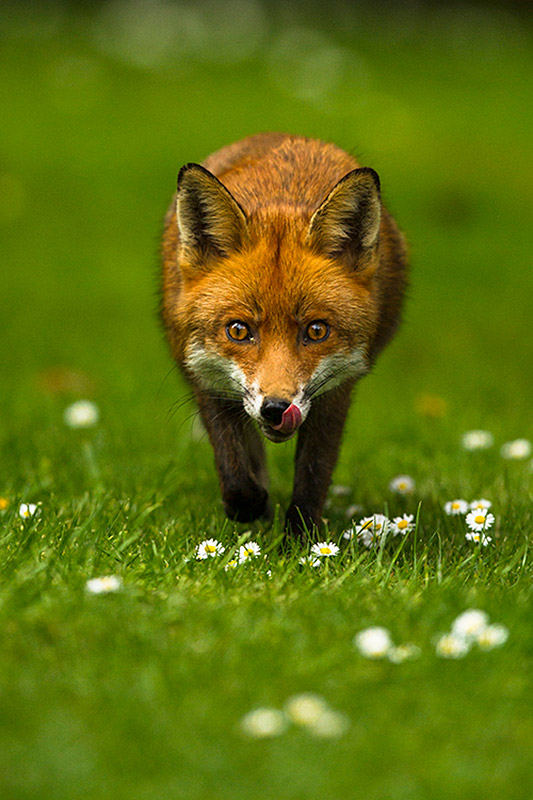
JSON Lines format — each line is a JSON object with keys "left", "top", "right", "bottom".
{"left": 260, "top": 399, "right": 303, "bottom": 437}
{"left": 250, "top": 393, "right": 306, "bottom": 442}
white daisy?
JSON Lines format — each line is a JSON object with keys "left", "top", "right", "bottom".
{"left": 86, "top": 575, "right": 122, "bottom": 594}
{"left": 63, "top": 400, "right": 99, "bottom": 428}
{"left": 330, "top": 485, "right": 352, "bottom": 497}
{"left": 391, "top": 514, "right": 415, "bottom": 536}
{"left": 435, "top": 633, "right": 471, "bottom": 659}
{"left": 451, "top": 609, "right": 489, "bottom": 640}
{"left": 224, "top": 559, "right": 238, "bottom": 571}
{"left": 19, "top": 503, "right": 38, "bottom": 518}
{"left": 389, "top": 475, "right": 415, "bottom": 494}
{"left": 444, "top": 499, "right": 468, "bottom": 515}
{"left": 345, "top": 503, "right": 363, "bottom": 520}
{"left": 476, "top": 623, "right": 509, "bottom": 650}
{"left": 298, "top": 555, "right": 322, "bottom": 567}
{"left": 500, "top": 438, "right": 531, "bottom": 460}
{"left": 387, "top": 643, "right": 421, "bottom": 663}
{"left": 469, "top": 499, "right": 492, "bottom": 511}
{"left": 465, "top": 510, "right": 495, "bottom": 532}
{"left": 356, "top": 514, "right": 391, "bottom": 548}
{"left": 240, "top": 708, "right": 288, "bottom": 738}
{"left": 195, "top": 538, "right": 225, "bottom": 559}
{"left": 310, "top": 541, "right": 340, "bottom": 558}
{"left": 461, "top": 430, "right": 494, "bottom": 451}
{"left": 285, "top": 693, "right": 329, "bottom": 726}
{"left": 342, "top": 525, "right": 356, "bottom": 541}
{"left": 308, "top": 709, "right": 350, "bottom": 739}
{"left": 238, "top": 541, "right": 261, "bottom": 563}
{"left": 465, "top": 531, "right": 492, "bottom": 546}
{"left": 354, "top": 626, "right": 393, "bottom": 659}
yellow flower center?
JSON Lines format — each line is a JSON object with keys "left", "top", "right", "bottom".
{"left": 320, "top": 547, "right": 331, "bottom": 555}
{"left": 0, "top": 498, "right": 9, "bottom": 510}
{"left": 452, "top": 502, "right": 461, "bottom": 510}
{"left": 397, "top": 520, "right": 408, "bottom": 530}
{"left": 205, "top": 545, "right": 216, "bottom": 553}
{"left": 398, "top": 482, "right": 407, "bottom": 490}
{"left": 244, "top": 549, "right": 253, "bottom": 557}
{"left": 474, "top": 515, "right": 485, "bottom": 525}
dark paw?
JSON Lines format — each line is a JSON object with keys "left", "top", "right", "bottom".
{"left": 223, "top": 484, "right": 270, "bottom": 523}
{"left": 285, "top": 504, "right": 320, "bottom": 544}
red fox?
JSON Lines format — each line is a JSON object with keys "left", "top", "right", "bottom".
{"left": 161, "top": 133, "right": 408, "bottom": 541}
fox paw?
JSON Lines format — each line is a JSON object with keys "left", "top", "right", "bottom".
{"left": 223, "top": 484, "right": 270, "bottom": 523}
{"left": 285, "top": 504, "right": 319, "bottom": 543}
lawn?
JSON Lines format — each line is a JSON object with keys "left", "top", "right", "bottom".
{"left": 1, "top": 2, "right": 532, "bottom": 798}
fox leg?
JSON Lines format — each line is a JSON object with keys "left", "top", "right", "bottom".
{"left": 197, "top": 395, "right": 270, "bottom": 523}
{"left": 286, "top": 384, "right": 353, "bottom": 541}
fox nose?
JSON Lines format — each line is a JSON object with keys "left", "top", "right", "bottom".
{"left": 260, "top": 398, "right": 290, "bottom": 426}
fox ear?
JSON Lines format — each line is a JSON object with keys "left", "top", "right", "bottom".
{"left": 176, "top": 163, "right": 248, "bottom": 264}
{"left": 306, "top": 168, "right": 381, "bottom": 263}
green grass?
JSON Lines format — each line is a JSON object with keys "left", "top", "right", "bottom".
{"left": 1, "top": 2, "right": 532, "bottom": 798}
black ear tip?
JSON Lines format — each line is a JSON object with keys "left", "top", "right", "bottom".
{"left": 358, "top": 166, "right": 381, "bottom": 193}
{"left": 177, "top": 162, "right": 208, "bottom": 188}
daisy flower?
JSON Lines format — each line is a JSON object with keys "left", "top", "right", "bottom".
{"left": 224, "top": 559, "right": 239, "bottom": 571}
{"left": 238, "top": 541, "right": 261, "bottom": 563}
{"left": 469, "top": 499, "right": 492, "bottom": 511}
{"left": 444, "top": 499, "right": 468, "bottom": 515}
{"left": 435, "top": 633, "right": 470, "bottom": 659}
{"left": 500, "top": 438, "right": 531, "bottom": 460}
{"left": 391, "top": 514, "right": 415, "bottom": 536}
{"left": 387, "top": 643, "right": 421, "bottom": 663}
{"left": 466, "top": 509, "right": 495, "bottom": 532}
{"left": 299, "top": 555, "right": 322, "bottom": 567}
{"left": 465, "top": 531, "right": 492, "bottom": 546}
{"left": 285, "top": 693, "right": 329, "bottom": 726}
{"left": 195, "top": 538, "right": 225, "bottom": 559}
{"left": 330, "top": 484, "right": 352, "bottom": 497}
{"left": 354, "top": 626, "right": 393, "bottom": 659}
{"left": 86, "top": 575, "right": 122, "bottom": 594}
{"left": 240, "top": 708, "right": 288, "bottom": 738}
{"left": 19, "top": 503, "right": 38, "bottom": 519}
{"left": 476, "top": 623, "right": 509, "bottom": 651}
{"left": 308, "top": 709, "right": 350, "bottom": 739}
{"left": 389, "top": 475, "right": 415, "bottom": 494}
{"left": 461, "top": 430, "right": 494, "bottom": 451}
{"left": 63, "top": 400, "right": 99, "bottom": 428}
{"left": 310, "top": 541, "right": 340, "bottom": 558}
{"left": 0, "top": 497, "right": 10, "bottom": 511}
{"left": 345, "top": 503, "right": 363, "bottom": 520}
{"left": 356, "top": 514, "right": 391, "bottom": 548}
{"left": 451, "top": 609, "right": 489, "bottom": 640}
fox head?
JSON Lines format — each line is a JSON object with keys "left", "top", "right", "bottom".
{"left": 168, "top": 162, "right": 383, "bottom": 442}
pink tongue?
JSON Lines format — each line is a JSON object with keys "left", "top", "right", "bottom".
{"left": 272, "top": 403, "right": 302, "bottom": 434}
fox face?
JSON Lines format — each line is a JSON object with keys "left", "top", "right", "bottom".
{"left": 168, "top": 161, "right": 382, "bottom": 442}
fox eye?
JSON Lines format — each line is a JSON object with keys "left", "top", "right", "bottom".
{"left": 305, "top": 320, "right": 330, "bottom": 342}
{"left": 226, "top": 320, "right": 252, "bottom": 342}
